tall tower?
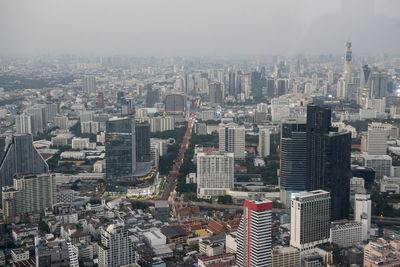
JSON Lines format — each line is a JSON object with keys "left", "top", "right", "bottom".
{"left": 290, "top": 190, "right": 330, "bottom": 252}
{"left": 279, "top": 118, "right": 307, "bottom": 206}
{"left": 306, "top": 105, "right": 351, "bottom": 221}
{"left": 237, "top": 199, "right": 273, "bottom": 267}
{"left": 219, "top": 123, "right": 245, "bottom": 159}
{"left": 344, "top": 42, "right": 352, "bottom": 82}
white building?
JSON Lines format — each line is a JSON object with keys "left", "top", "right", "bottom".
{"left": 54, "top": 116, "right": 69, "bottom": 130}
{"left": 15, "top": 114, "right": 32, "bottom": 134}
{"left": 237, "top": 199, "right": 273, "bottom": 267}
{"left": 367, "top": 123, "right": 387, "bottom": 155}
{"left": 290, "top": 190, "right": 330, "bottom": 252}
{"left": 354, "top": 194, "right": 371, "bottom": 241}
{"left": 72, "top": 137, "right": 90, "bottom": 150}
{"left": 219, "top": 123, "right": 245, "bottom": 159}
{"left": 201, "top": 110, "right": 216, "bottom": 121}
{"left": 362, "top": 154, "right": 392, "bottom": 179}
{"left": 380, "top": 176, "right": 400, "bottom": 194}
{"left": 225, "top": 232, "right": 237, "bottom": 254}
{"left": 138, "top": 116, "right": 175, "bottom": 132}
{"left": 98, "top": 224, "right": 137, "bottom": 267}
{"left": 329, "top": 221, "right": 362, "bottom": 248}
{"left": 80, "top": 111, "right": 93, "bottom": 122}
{"left": 258, "top": 128, "right": 270, "bottom": 157}
{"left": 197, "top": 151, "right": 234, "bottom": 198}
{"left": 143, "top": 229, "right": 167, "bottom": 248}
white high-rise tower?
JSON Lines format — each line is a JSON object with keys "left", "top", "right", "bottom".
{"left": 237, "top": 199, "right": 273, "bottom": 267}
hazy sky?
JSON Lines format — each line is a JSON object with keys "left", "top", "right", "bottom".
{"left": 1, "top": 0, "right": 399, "bottom": 57}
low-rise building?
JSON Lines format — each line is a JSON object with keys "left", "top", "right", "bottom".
{"left": 271, "top": 247, "right": 300, "bottom": 267}
{"left": 364, "top": 238, "right": 400, "bottom": 267}
{"left": 330, "top": 221, "right": 362, "bottom": 248}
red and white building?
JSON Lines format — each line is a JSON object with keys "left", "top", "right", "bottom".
{"left": 237, "top": 199, "right": 273, "bottom": 267}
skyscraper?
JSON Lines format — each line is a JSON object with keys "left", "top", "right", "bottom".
{"left": 219, "top": 123, "right": 245, "bottom": 159}
{"left": 105, "top": 117, "right": 136, "bottom": 191}
{"left": 370, "top": 70, "right": 389, "bottom": 99}
{"left": 237, "top": 199, "right": 273, "bottom": 267}
{"left": 251, "top": 71, "right": 263, "bottom": 99}
{"left": 2, "top": 174, "right": 56, "bottom": 222}
{"left": 367, "top": 122, "right": 387, "bottom": 155}
{"left": 97, "top": 92, "right": 105, "bottom": 108}
{"left": 98, "top": 224, "right": 137, "bottom": 267}
{"left": 0, "top": 134, "right": 49, "bottom": 200}
{"left": 164, "top": 93, "right": 185, "bottom": 113}
{"left": 15, "top": 114, "right": 33, "bottom": 134}
{"left": 82, "top": 75, "right": 96, "bottom": 94}
{"left": 306, "top": 105, "right": 351, "bottom": 221}
{"left": 258, "top": 127, "right": 270, "bottom": 158}
{"left": 196, "top": 151, "right": 234, "bottom": 198}
{"left": 279, "top": 118, "right": 307, "bottom": 206}
{"left": 209, "top": 82, "right": 223, "bottom": 105}
{"left": 354, "top": 194, "right": 371, "bottom": 241}
{"left": 344, "top": 42, "right": 352, "bottom": 82}
{"left": 27, "top": 106, "right": 46, "bottom": 135}
{"left": 135, "top": 122, "right": 151, "bottom": 163}
{"left": 290, "top": 190, "right": 330, "bottom": 251}
{"left": 105, "top": 117, "right": 152, "bottom": 192}
{"left": 228, "top": 71, "right": 236, "bottom": 97}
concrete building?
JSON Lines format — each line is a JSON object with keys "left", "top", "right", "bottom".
{"left": 164, "top": 93, "right": 185, "bottom": 113}
{"left": 197, "top": 151, "right": 234, "bottom": 198}
{"left": 258, "top": 127, "right": 270, "bottom": 157}
{"left": 271, "top": 247, "right": 300, "bottom": 267}
{"left": 237, "top": 199, "right": 273, "bottom": 267}
{"left": 198, "top": 253, "right": 236, "bottom": 267}
{"left": 362, "top": 154, "right": 392, "bottom": 179}
{"left": 367, "top": 123, "right": 388, "bottom": 155}
{"left": 98, "top": 224, "right": 137, "bottom": 267}
{"left": 290, "top": 190, "right": 330, "bottom": 252}
{"left": 364, "top": 238, "right": 400, "bottom": 267}
{"left": 35, "top": 239, "right": 78, "bottom": 267}
{"left": 209, "top": 82, "right": 223, "bottom": 105}
{"left": 219, "top": 123, "right": 245, "bottom": 159}
{"left": 15, "top": 114, "right": 33, "bottom": 134}
{"left": 82, "top": 75, "right": 96, "bottom": 94}
{"left": 2, "top": 174, "right": 56, "bottom": 222}
{"left": 354, "top": 194, "right": 371, "bottom": 241}
{"left": 72, "top": 137, "right": 90, "bottom": 150}
{"left": 330, "top": 221, "right": 362, "bottom": 248}
{"left": 380, "top": 176, "right": 400, "bottom": 194}
{"left": 54, "top": 116, "right": 69, "bottom": 130}
{"left": 0, "top": 134, "right": 49, "bottom": 200}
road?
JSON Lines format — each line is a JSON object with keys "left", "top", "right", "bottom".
{"left": 160, "top": 115, "right": 195, "bottom": 201}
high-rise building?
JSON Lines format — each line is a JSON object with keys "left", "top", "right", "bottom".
{"left": 196, "top": 151, "right": 234, "bottom": 198}
{"left": 228, "top": 71, "right": 236, "bottom": 97}
{"left": 105, "top": 117, "right": 136, "bottom": 191}
{"left": 279, "top": 118, "right": 307, "bottom": 206}
{"left": 271, "top": 247, "right": 300, "bottom": 267}
{"left": 15, "top": 114, "right": 32, "bottom": 134}
{"left": 146, "top": 87, "right": 159, "bottom": 108}
{"left": 360, "top": 65, "right": 372, "bottom": 90}
{"left": 354, "top": 193, "right": 371, "bottom": 241}
{"left": 105, "top": 117, "right": 151, "bottom": 192}
{"left": 344, "top": 42, "right": 352, "bottom": 83}
{"left": 276, "top": 79, "right": 287, "bottom": 97}
{"left": 367, "top": 122, "right": 387, "bottom": 155}
{"left": 98, "top": 224, "right": 137, "bottom": 267}
{"left": 290, "top": 190, "right": 330, "bottom": 251}
{"left": 80, "top": 111, "right": 93, "bottom": 123}
{"left": 251, "top": 71, "right": 263, "bottom": 99}
{"left": 54, "top": 116, "right": 69, "bottom": 130}
{"left": 27, "top": 106, "right": 46, "bottom": 135}
{"left": 82, "top": 75, "right": 96, "bottom": 94}
{"left": 329, "top": 221, "right": 362, "bottom": 248}
{"left": 2, "top": 174, "right": 56, "bottom": 222}
{"left": 237, "top": 199, "right": 273, "bottom": 267}
{"left": 306, "top": 105, "right": 351, "bottom": 221}
{"left": 0, "top": 134, "right": 49, "bottom": 200}
{"left": 219, "top": 123, "right": 245, "bottom": 159}
{"left": 266, "top": 79, "right": 275, "bottom": 99}
{"left": 327, "top": 70, "right": 334, "bottom": 85}
{"left": 370, "top": 71, "right": 389, "bottom": 99}
{"left": 135, "top": 122, "right": 150, "bottom": 163}
{"left": 164, "top": 93, "right": 185, "bottom": 113}
{"left": 258, "top": 128, "right": 270, "bottom": 157}
{"left": 209, "top": 82, "right": 223, "bottom": 105}
{"left": 45, "top": 102, "right": 59, "bottom": 123}
{"left": 97, "top": 92, "right": 105, "bottom": 108}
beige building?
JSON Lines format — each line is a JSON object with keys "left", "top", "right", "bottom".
{"left": 364, "top": 238, "right": 400, "bottom": 267}
{"left": 272, "top": 247, "right": 300, "bottom": 267}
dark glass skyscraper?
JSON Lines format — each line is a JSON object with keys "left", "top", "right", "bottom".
{"left": 136, "top": 122, "right": 150, "bottom": 163}
{"left": 0, "top": 134, "right": 49, "bottom": 200}
{"left": 105, "top": 117, "right": 136, "bottom": 190}
{"left": 306, "top": 105, "right": 351, "bottom": 221}
{"left": 279, "top": 118, "right": 307, "bottom": 206}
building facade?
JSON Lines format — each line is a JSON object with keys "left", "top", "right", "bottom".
{"left": 219, "top": 123, "right": 245, "bottom": 159}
